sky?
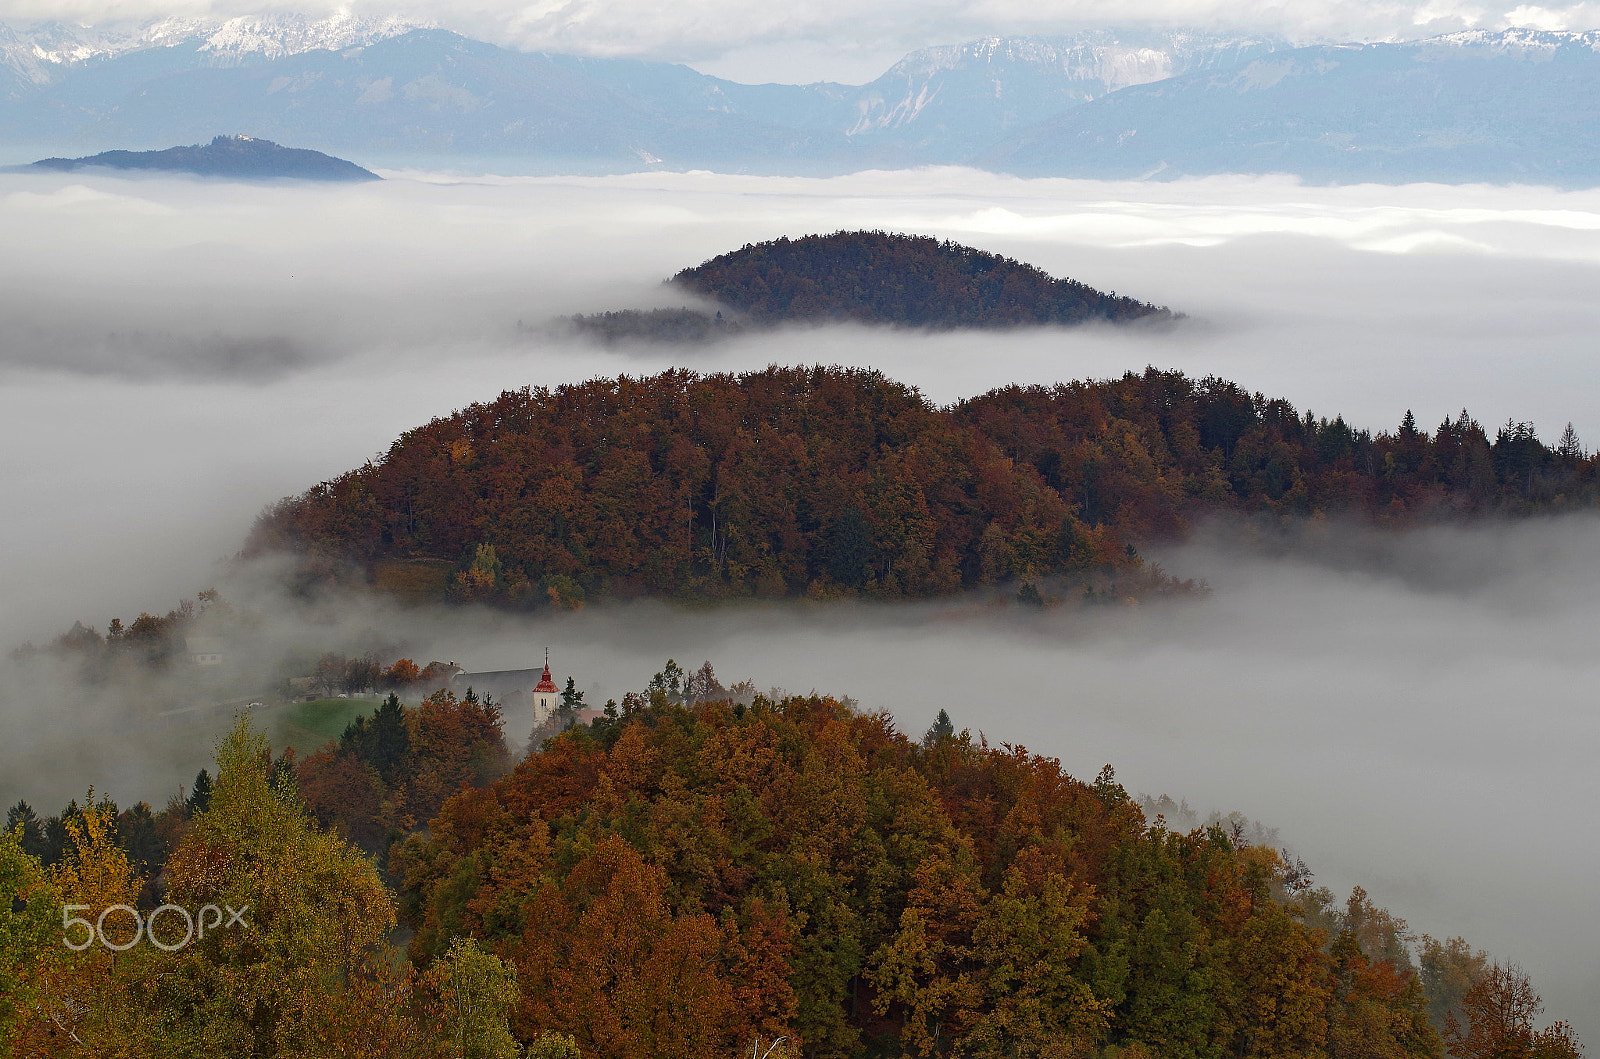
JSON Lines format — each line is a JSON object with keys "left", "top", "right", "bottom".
{"left": 2, "top": 166, "right": 1599, "bottom": 1033}
{"left": 7, "top": 0, "right": 1600, "bottom": 82}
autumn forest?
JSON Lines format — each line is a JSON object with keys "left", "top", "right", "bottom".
{"left": 252, "top": 365, "right": 1597, "bottom": 609}
{"left": 2, "top": 664, "right": 1583, "bottom": 1058}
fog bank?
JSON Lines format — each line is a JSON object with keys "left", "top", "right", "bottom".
{"left": 5, "top": 515, "right": 1596, "bottom": 1034}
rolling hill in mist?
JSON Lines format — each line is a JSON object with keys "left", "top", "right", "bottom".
{"left": 673, "top": 232, "right": 1171, "bottom": 327}
{"left": 7, "top": 15, "right": 1600, "bottom": 182}
{"left": 572, "top": 231, "right": 1172, "bottom": 341}
{"left": 249, "top": 364, "right": 1599, "bottom": 609}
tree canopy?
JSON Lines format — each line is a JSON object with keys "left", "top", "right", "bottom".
{"left": 0, "top": 670, "right": 1581, "bottom": 1057}
{"left": 249, "top": 366, "right": 1599, "bottom": 608}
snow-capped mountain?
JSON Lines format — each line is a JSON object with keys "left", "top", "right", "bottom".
{"left": 1422, "top": 27, "right": 1600, "bottom": 53}
{"left": 840, "top": 31, "right": 1283, "bottom": 154}
{"left": 985, "top": 28, "right": 1600, "bottom": 184}
{"left": 0, "top": 13, "right": 420, "bottom": 90}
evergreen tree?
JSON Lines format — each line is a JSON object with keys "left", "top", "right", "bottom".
{"left": 186, "top": 768, "right": 213, "bottom": 816}
{"left": 648, "top": 659, "right": 686, "bottom": 705}
{"left": 3, "top": 801, "right": 43, "bottom": 861}
{"left": 114, "top": 801, "right": 165, "bottom": 877}
{"left": 41, "top": 799, "right": 82, "bottom": 867}
{"left": 366, "top": 694, "right": 409, "bottom": 783}
{"left": 1557, "top": 422, "right": 1584, "bottom": 460}
{"left": 824, "top": 507, "right": 874, "bottom": 588}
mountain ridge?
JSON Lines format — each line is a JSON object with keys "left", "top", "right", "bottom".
{"left": 4, "top": 20, "right": 1600, "bottom": 182}
{"left": 985, "top": 29, "right": 1600, "bottom": 184}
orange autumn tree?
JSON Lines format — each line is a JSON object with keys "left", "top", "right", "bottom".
{"left": 509, "top": 836, "right": 785, "bottom": 1059}
{"left": 1444, "top": 963, "right": 1582, "bottom": 1059}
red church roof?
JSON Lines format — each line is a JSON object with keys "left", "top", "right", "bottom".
{"left": 534, "top": 662, "right": 558, "bottom": 695}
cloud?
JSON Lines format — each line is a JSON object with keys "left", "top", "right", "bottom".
{"left": 2, "top": 165, "right": 1600, "bottom": 1034}
{"left": 1501, "top": 1, "right": 1600, "bottom": 29}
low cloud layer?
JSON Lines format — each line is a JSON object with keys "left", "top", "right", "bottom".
{"left": 5, "top": 168, "right": 1600, "bottom": 646}
{"left": 2, "top": 167, "right": 1598, "bottom": 1034}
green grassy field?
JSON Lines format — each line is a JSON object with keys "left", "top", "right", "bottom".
{"left": 268, "top": 697, "right": 372, "bottom": 754}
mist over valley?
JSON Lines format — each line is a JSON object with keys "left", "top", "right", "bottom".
{"left": 3, "top": 165, "right": 1598, "bottom": 1048}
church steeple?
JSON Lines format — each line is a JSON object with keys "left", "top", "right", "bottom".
{"left": 534, "top": 647, "right": 558, "bottom": 695}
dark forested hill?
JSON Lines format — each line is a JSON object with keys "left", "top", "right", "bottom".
{"left": 30, "top": 135, "right": 379, "bottom": 181}
{"left": 670, "top": 231, "right": 1170, "bottom": 328}
{"left": 248, "top": 366, "right": 1598, "bottom": 607}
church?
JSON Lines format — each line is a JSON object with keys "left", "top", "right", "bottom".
{"left": 456, "top": 649, "right": 600, "bottom": 729}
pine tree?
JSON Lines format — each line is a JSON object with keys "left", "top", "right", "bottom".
{"left": 186, "top": 767, "right": 213, "bottom": 815}
{"left": 370, "top": 693, "right": 412, "bottom": 784}
{"left": 3, "top": 802, "right": 43, "bottom": 860}
{"left": 1556, "top": 422, "right": 1584, "bottom": 460}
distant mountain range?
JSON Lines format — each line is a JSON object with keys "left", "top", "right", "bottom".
{"left": 3, "top": 15, "right": 1599, "bottom": 184}
{"left": 986, "top": 29, "right": 1600, "bottom": 184}
{"left": 30, "top": 134, "right": 379, "bottom": 180}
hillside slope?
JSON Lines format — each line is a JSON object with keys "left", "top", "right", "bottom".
{"left": 395, "top": 687, "right": 1448, "bottom": 1057}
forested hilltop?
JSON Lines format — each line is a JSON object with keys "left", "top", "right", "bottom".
{"left": 674, "top": 232, "right": 1170, "bottom": 328}
{"left": 569, "top": 233, "right": 1169, "bottom": 342}
{"left": 249, "top": 365, "right": 1599, "bottom": 608}
{"left": 2, "top": 670, "right": 1581, "bottom": 1056}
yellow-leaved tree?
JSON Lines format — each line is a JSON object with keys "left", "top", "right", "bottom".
{"left": 40, "top": 792, "right": 144, "bottom": 1052}
{"left": 422, "top": 936, "right": 521, "bottom": 1059}
{"left": 0, "top": 825, "right": 65, "bottom": 1058}
{"left": 139, "top": 717, "right": 411, "bottom": 1057}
